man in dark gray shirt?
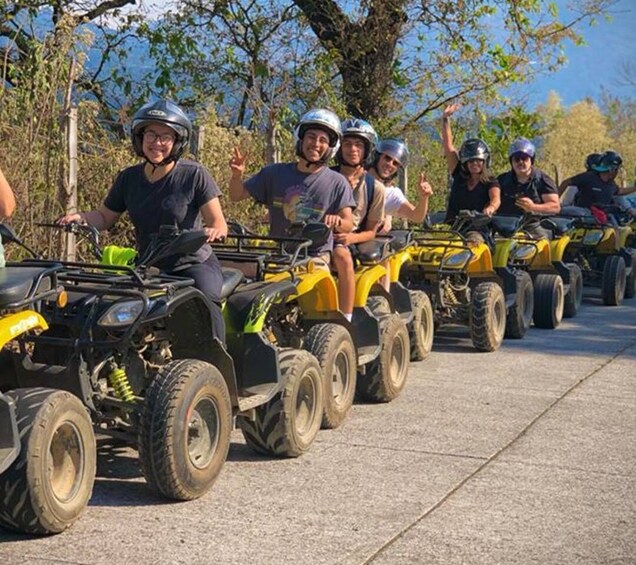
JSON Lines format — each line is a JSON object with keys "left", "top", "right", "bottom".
{"left": 229, "top": 108, "right": 356, "bottom": 318}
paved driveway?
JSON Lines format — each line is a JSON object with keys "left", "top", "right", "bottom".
{"left": 1, "top": 293, "right": 634, "bottom": 565}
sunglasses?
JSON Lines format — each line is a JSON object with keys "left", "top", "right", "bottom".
{"left": 512, "top": 154, "right": 531, "bottom": 163}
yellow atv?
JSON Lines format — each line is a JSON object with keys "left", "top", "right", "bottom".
{"left": 490, "top": 214, "right": 567, "bottom": 334}
{"left": 214, "top": 225, "right": 357, "bottom": 429}
{"left": 384, "top": 230, "right": 434, "bottom": 361}
{"left": 559, "top": 206, "right": 634, "bottom": 305}
{"left": 350, "top": 236, "right": 411, "bottom": 403}
{"left": 401, "top": 211, "right": 511, "bottom": 352}
{"left": 0, "top": 225, "right": 94, "bottom": 535}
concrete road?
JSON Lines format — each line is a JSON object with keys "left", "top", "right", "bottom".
{"left": 1, "top": 293, "right": 635, "bottom": 565}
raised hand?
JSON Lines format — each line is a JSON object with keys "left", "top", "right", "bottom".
{"left": 229, "top": 146, "right": 247, "bottom": 177}
{"left": 442, "top": 103, "right": 460, "bottom": 118}
{"left": 418, "top": 172, "right": 433, "bottom": 198}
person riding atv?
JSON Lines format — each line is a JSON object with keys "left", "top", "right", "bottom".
{"left": 559, "top": 151, "right": 636, "bottom": 222}
{"left": 57, "top": 99, "right": 229, "bottom": 342}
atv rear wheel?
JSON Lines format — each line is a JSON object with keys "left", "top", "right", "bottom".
{"left": 563, "top": 264, "right": 583, "bottom": 318}
{"left": 601, "top": 255, "right": 626, "bottom": 306}
{"left": 304, "top": 323, "right": 356, "bottom": 429}
{"left": 0, "top": 388, "right": 96, "bottom": 534}
{"left": 357, "top": 314, "right": 410, "bottom": 402}
{"left": 505, "top": 271, "right": 533, "bottom": 339}
{"left": 470, "top": 282, "right": 506, "bottom": 352}
{"left": 138, "top": 359, "right": 232, "bottom": 501}
{"left": 408, "top": 290, "right": 434, "bottom": 361}
{"left": 533, "top": 274, "right": 564, "bottom": 329}
{"left": 238, "top": 349, "right": 323, "bottom": 457}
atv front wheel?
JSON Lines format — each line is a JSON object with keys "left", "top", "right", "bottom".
{"left": 138, "top": 359, "right": 232, "bottom": 500}
{"left": 238, "top": 349, "right": 323, "bottom": 457}
{"left": 0, "top": 388, "right": 96, "bottom": 534}
{"left": 533, "top": 274, "right": 564, "bottom": 329}
{"left": 563, "top": 264, "right": 583, "bottom": 318}
{"left": 470, "top": 282, "right": 506, "bottom": 352}
{"left": 304, "top": 323, "right": 356, "bottom": 429}
{"left": 505, "top": 270, "right": 534, "bottom": 339}
{"left": 357, "top": 314, "right": 410, "bottom": 402}
{"left": 408, "top": 290, "right": 434, "bottom": 361}
{"left": 601, "top": 255, "right": 626, "bottom": 306}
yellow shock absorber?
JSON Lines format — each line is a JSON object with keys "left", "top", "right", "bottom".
{"left": 108, "top": 367, "right": 136, "bottom": 403}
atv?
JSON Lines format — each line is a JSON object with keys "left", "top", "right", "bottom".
{"left": 401, "top": 210, "right": 516, "bottom": 352}
{"left": 0, "top": 224, "right": 94, "bottom": 535}
{"left": 489, "top": 214, "right": 568, "bottom": 335}
{"left": 213, "top": 222, "right": 411, "bottom": 421}
{"left": 559, "top": 206, "right": 634, "bottom": 305}
{"left": 0, "top": 222, "right": 324, "bottom": 534}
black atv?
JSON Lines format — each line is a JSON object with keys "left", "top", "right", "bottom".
{"left": 0, "top": 223, "right": 324, "bottom": 535}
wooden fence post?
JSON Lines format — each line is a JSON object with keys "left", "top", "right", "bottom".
{"left": 64, "top": 106, "right": 78, "bottom": 261}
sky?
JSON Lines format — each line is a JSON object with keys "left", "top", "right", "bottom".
{"left": 517, "top": 0, "right": 635, "bottom": 107}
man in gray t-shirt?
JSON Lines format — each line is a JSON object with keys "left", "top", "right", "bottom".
{"left": 229, "top": 109, "right": 355, "bottom": 257}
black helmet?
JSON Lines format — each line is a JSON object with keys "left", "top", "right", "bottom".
{"left": 585, "top": 153, "right": 602, "bottom": 171}
{"left": 599, "top": 150, "right": 623, "bottom": 172}
{"left": 459, "top": 138, "right": 491, "bottom": 168}
{"left": 132, "top": 99, "right": 192, "bottom": 163}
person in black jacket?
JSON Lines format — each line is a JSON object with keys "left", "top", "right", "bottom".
{"left": 497, "top": 137, "right": 560, "bottom": 239}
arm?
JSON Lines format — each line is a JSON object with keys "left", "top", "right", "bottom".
{"left": 516, "top": 193, "right": 560, "bottom": 215}
{"left": 618, "top": 185, "right": 636, "bottom": 196}
{"left": 441, "top": 104, "right": 460, "bottom": 174}
{"left": 483, "top": 185, "right": 500, "bottom": 216}
{"left": 200, "top": 197, "right": 228, "bottom": 242}
{"left": 229, "top": 146, "right": 251, "bottom": 202}
{"left": 396, "top": 173, "right": 433, "bottom": 223}
{"left": 59, "top": 204, "right": 120, "bottom": 231}
{"left": 0, "top": 165, "right": 16, "bottom": 220}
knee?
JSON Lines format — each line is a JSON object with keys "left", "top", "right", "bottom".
{"left": 333, "top": 246, "right": 353, "bottom": 272}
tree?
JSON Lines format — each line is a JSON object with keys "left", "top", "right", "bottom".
{"left": 292, "top": 0, "right": 617, "bottom": 129}
{"left": 539, "top": 93, "right": 611, "bottom": 184}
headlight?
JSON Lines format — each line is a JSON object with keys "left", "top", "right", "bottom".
{"left": 98, "top": 300, "right": 145, "bottom": 328}
{"left": 582, "top": 230, "right": 603, "bottom": 246}
{"left": 511, "top": 243, "right": 537, "bottom": 262}
{"left": 442, "top": 249, "right": 472, "bottom": 269}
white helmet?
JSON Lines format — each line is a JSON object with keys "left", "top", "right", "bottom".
{"left": 293, "top": 108, "right": 342, "bottom": 163}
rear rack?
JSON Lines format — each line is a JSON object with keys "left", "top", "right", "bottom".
{"left": 211, "top": 233, "right": 315, "bottom": 280}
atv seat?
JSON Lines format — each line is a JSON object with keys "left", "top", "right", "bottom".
{"left": 541, "top": 217, "right": 574, "bottom": 236}
{"left": 491, "top": 216, "right": 521, "bottom": 238}
{"left": 0, "top": 267, "right": 53, "bottom": 308}
{"left": 389, "top": 230, "right": 413, "bottom": 252}
{"left": 220, "top": 268, "right": 245, "bottom": 299}
{"left": 355, "top": 239, "right": 391, "bottom": 264}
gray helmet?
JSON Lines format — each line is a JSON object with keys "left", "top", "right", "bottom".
{"left": 338, "top": 118, "right": 378, "bottom": 162}
{"left": 373, "top": 138, "right": 409, "bottom": 166}
{"left": 459, "top": 138, "right": 491, "bottom": 168}
{"left": 132, "top": 99, "right": 192, "bottom": 163}
{"left": 293, "top": 108, "right": 342, "bottom": 163}
{"left": 509, "top": 137, "right": 536, "bottom": 163}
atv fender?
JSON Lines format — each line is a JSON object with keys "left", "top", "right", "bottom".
{"left": 354, "top": 264, "right": 388, "bottom": 308}
{"left": 466, "top": 243, "right": 494, "bottom": 274}
{"left": 550, "top": 235, "right": 571, "bottom": 263}
{"left": 0, "top": 310, "right": 48, "bottom": 348}
{"left": 387, "top": 251, "right": 412, "bottom": 284}
{"left": 225, "top": 280, "right": 297, "bottom": 333}
{"left": 528, "top": 239, "right": 552, "bottom": 269}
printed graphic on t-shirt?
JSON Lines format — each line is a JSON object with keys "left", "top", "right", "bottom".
{"left": 273, "top": 184, "right": 325, "bottom": 222}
